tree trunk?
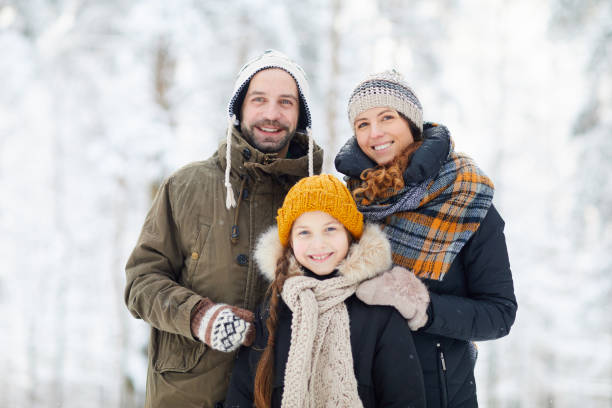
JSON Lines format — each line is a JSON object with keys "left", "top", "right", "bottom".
{"left": 325, "top": 0, "right": 342, "bottom": 173}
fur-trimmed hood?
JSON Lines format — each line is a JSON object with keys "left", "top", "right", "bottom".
{"left": 254, "top": 223, "right": 392, "bottom": 285}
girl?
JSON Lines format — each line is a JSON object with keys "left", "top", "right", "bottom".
{"left": 224, "top": 174, "right": 426, "bottom": 407}
{"left": 334, "top": 70, "right": 518, "bottom": 407}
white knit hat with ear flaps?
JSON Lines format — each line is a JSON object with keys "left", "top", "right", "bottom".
{"left": 224, "top": 50, "right": 314, "bottom": 209}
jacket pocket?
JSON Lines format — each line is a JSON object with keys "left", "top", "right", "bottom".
{"left": 152, "top": 329, "right": 207, "bottom": 373}
{"left": 436, "top": 342, "right": 449, "bottom": 408}
{"left": 185, "top": 224, "right": 211, "bottom": 286}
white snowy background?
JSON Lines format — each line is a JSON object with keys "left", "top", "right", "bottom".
{"left": 1, "top": 0, "right": 610, "bottom": 407}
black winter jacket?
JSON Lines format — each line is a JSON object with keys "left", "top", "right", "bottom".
{"left": 335, "top": 124, "right": 518, "bottom": 408}
{"left": 225, "top": 296, "right": 426, "bottom": 408}
{"left": 416, "top": 204, "right": 515, "bottom": 407}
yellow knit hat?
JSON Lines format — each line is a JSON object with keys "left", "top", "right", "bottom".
{"left": 277, "top": 174, "right": 364, "bottom": 247}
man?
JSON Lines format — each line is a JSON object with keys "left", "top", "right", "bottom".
{"left": 124, "top": 50, "right": 323, "bottom": 408}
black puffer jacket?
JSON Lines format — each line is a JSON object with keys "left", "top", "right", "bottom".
{"left": 225, "top": 224, "right": 426, "bottom": 407}
{"left": 335, "top": 124, "right": 518, "bottom": 408}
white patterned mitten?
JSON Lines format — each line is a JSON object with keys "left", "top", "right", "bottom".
{"left": 192, "top": 300, "right": 255, "bottom": 352}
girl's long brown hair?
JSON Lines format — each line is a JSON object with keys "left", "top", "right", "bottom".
{"left": 253, "top": 246, "right": 293, "bottom": 408}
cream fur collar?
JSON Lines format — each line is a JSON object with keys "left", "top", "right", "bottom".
{"left": 254, "top": 223, "right": 392, "bottom": 285}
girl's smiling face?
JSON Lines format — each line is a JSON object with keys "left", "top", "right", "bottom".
{"left": 290, "top": 211, "right": 350, "bottom": 276}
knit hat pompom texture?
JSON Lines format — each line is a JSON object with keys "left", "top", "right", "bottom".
{"left": 347, "top": 69, "right": 423, "bottom": 132}
{"left": 277, "top": 174, "right": 363, "bottom": 247}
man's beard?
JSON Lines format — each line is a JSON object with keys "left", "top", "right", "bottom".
{"left": 240, "top": 119, "right": 296, "bottom": 154}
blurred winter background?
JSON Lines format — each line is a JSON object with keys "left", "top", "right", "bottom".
{"left": 1, "top": 0, "right": 610, "bottom": 407}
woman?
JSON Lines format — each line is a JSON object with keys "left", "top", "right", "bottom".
{"left": 334, "top": 70, "right": 517, "bottom": 408}
{"left": 225, "top": 174, "right": 426, "bottom": 407}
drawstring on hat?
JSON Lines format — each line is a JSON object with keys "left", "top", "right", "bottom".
{"left": 307, "top": 127, "right": 314, "bottom": 177}
{"left": 225, "top": 114, "right": 238, "bottom": 209}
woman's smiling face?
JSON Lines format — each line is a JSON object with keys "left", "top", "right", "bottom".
{"left": 354, "top": 107, "right": 414, "bottom": 165}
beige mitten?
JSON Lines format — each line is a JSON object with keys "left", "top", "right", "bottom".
{"left": 356, "top": 266, "right": 430, "bottom": 330}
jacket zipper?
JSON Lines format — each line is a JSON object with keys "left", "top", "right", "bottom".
{"left": 437, "top": 342, "right": 449, "bottom": 408}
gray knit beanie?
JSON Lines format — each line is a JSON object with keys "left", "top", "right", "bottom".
{"left": 224, "top": 50, "right": 314, "bottom": 209}
{"left": 347, "top": 69, "right": 423, "bottom": 132}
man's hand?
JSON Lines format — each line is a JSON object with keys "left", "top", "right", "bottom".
{"left": 193, "top": 300, "right": 255, "bottom": 352}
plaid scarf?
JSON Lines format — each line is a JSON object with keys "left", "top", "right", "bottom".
{"left": 355, "top": 176, "right": 431, "bottom": 221}
{"left": 359, "top": 152, "right": 494, "bottom": 281}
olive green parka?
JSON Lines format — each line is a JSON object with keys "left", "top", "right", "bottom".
{"left": 124, "top": 127, "right": 323, "bottom": 408}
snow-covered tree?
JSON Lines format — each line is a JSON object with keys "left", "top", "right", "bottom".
{"left": 0, "top": 0, "right": 608, "bottom": 406}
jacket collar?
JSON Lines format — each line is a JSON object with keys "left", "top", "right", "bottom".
{"left": 254, "top": 223, "right": 392, "bottom": 285}
{"left": 334, "top": 122, "right": 451, "bottom": 184}
{"left": 217, "top": 126, "right": 323, "bottom": 180}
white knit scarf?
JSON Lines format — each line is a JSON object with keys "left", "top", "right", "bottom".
{"left": 280, "top": 275, "right": 363, "bottom": 408}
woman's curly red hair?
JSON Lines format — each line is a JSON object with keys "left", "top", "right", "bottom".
{"left": 352, "top": 140, "right": 423, "bottom": 205}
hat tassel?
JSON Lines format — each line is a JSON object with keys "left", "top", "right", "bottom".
{"left": 225, "top": 114, "right": 238, "bottom": 209}
{"left": 307, "top": 127, "right": 314, "bottom": 177}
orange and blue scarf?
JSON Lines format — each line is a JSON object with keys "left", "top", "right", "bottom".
{"left": 359, "top": 151, "right": 494, "bottom": 280}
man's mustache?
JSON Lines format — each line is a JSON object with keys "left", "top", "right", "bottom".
{"left": 252, "top": 119, "right": 289, "bottom": 131}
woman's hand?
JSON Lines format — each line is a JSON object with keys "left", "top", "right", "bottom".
{"left": 356, "top": 266, "right": 430, "bottom": 330}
